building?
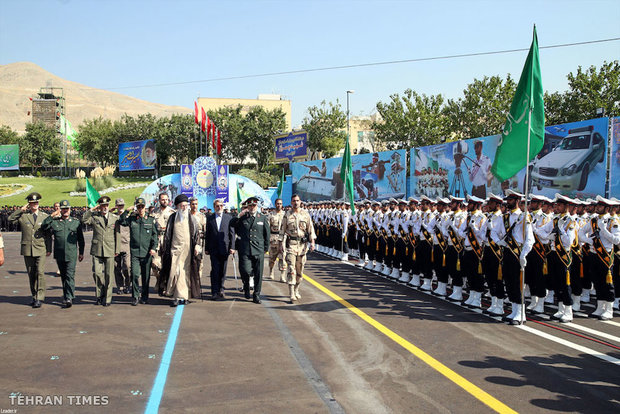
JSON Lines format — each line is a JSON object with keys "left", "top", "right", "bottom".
{"left": 197, "top": 94, "right": 292, "bottom": 130}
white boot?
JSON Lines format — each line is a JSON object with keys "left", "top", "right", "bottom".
{"left": 510, "top": 304, "right": 525, "bottom": 325}
{"left": 357, "top": 257, "right": 365, "bottom": 266}
{"left": 390, "top": 268, "right": 400, "bottom": 279}
{"left": 486, "top": 297, "right": 497, "bottom": 313}
{"left": 294, "top": 284, "right": 302, "bottom": 300}
{"left": 419, "top": 278, "right": 432, "bottom": 291}
{"left": 337, "top": 251, "right": 344, "bottom": 259}
{"left": 364, "top": 261, "right": 374, "bottom": 270}
{"left": 340, "top": 253, "right": 349, "bottom": 262}
{"left": 491, "top": 297, "right": 505, "bottom": 316}
{"left": 527, "top": 296, "right": 539, "bottom": 311}
{"left": 381, "top": 265, "right": 391, "bottom": 276}
{"left": 398, "top": 271, "right": 410, "bottom": 282}
{"left": 469, "top": 291, "right": 481, "bottom": 309}
{"left": 560, "top": 305, "right": 573, "bottom": 323}
{"left": 552, "top": 303, "right": 565, "bottom": 320}
{"left": 372, "top": 262, "right": 382, "bottom": 272}
{"left": 463, "top": 290, "right": 475, "bottom": 306}
{"left": 545, "top": 290, "right": 555, "bottom": 304}
{"left": 599, "top": 301, "right": 614, "bottom": 320}
{"left": 448, "top": 286, "right": 463, "bottom": 302}
{"left": 408, "top": 274, "right": 421, "bottom": 287}
{"left": 571, "top": 295, "right": 581, "bottom": 312}
{"left": 524, "top": 284, "right": 531, "bottom": 298}
{"left": 289, "top": 284, "right": 296, "bottom": 303}
{"left": 506, "top": 302, "right": 518, "bottom": 320}
{"left": 433, "top": 282, "right": 447, "bottom": 297}
{"left": 581, "top": 290, "right": 591, "bottom": 303}
{"left": 532, "top": 297, "right": 546, "bottom": 314}
{"left": 590, "top": 300, "right": 604, "bottom": 318}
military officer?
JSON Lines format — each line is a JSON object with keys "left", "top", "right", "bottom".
{"left": 8, "top": 192, "right": 52, "bottom": 308}
{"left": 280, "top": 193, "right": 316, "bottom": 303}
{"left": 118, "top": 197, "right": 159, "bottom": 306}
{"left": 150, "top": 193, "right": 175, "bottom": 296}
{"left": 82, "top": 196, "right": 120, "bottom": 306}
{"left": 41, "top": 200, "right": 85, "bottom": 308}
{"left": 267, "top": 198, "right": 287, "bottom": 282}
{"left": 0, "top": 231, "right": 4, "bottom": 266}
{"left": 232, "top": 196, "right": 270, "bottom": 304}
{"left": 112, "top": 198, "right": 131, "bottom": 294}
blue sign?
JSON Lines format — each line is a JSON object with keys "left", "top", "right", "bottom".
{"left": 275, "top": 131, "right": 308, "bottom": 162}
{"left": 180, "top": 164, "right": 193, "bottom": 197}
{"left": 118, "top": 139, "right": 156, "bottom": 171}
{"left": 216, "top": 165, "right": 229, "bottom": 203}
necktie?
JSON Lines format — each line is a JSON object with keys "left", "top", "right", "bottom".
{"left": 33, "top": 213, "right": 37, "bottom": 223}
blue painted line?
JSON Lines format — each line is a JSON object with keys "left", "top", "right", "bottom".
{"left": 145, "top": 304, "right": 185, "bottom": 414}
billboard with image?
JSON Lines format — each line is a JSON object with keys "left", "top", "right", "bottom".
{"left": 609, "top": 117, "right": 620, "bottom": 198}
{"left": 118, "top": 139, "right": 156, "bottom": 171}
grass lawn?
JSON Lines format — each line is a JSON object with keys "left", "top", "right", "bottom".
{"left": 0, "top": 177, "right": 153, "bottom": 206}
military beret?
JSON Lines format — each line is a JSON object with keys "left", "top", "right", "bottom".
{"left": 59, "top": 199, "right": 71, "bottom": 209}
{"left": 97, "top": 196, "right": 111, "bottom": 205}
{"left": 135, "top": 197, "right": 146, "bottom": 206}
{"left": 26, "top": 192, "right": 42, "bottom": 202}
{"left": 174, "top": 194, "right": 189, "bottom": 205}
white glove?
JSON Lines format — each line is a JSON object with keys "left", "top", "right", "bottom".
{"left": 519, "top": 255, "right": 527, "bottom": 269}
{"left": 194, "top": 245, "right": 203, "bottom": 256}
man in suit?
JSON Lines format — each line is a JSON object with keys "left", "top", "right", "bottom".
{"left": 82, "top": 196, "right": 120, "bottom": 306}
{"left": 8, "top": 192, "right": 52, "bottom": 308}
{"left": 41, "top": 200, "right": 85, "bottom": 308}
{"left": 232, "top": 196, "right": 270, "bottom": 304}
{"left": 205, "top": 198, "right": 235, "bottom": 300}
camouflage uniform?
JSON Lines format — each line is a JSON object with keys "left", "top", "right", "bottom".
{"left": 280, "top": 208, "right": 316, "bottom": 301}
{"left": 268, "top": 209, "right": 287, "bottom": 281}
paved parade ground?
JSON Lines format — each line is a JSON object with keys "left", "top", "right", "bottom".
{"left": 1, "top": 231, "right": 619, "bottom": 414}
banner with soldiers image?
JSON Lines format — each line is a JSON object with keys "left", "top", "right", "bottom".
{"left": 291, "top": 149, "right": 406, "bottom": 201}
{"left": 410, "top": 117, "right": 609, "bottom": 200}
{"left": 609, "top": 117, "right": 620, "bottom": 198}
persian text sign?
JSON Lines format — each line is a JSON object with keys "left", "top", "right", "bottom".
{"left": 275, "top": 131, "right": 308, "bottom": 162}
{"left": 216, "top": 165, "right": 229, "bottom": 203}
{"left": 118, "top": 139, "right": 156, "bottom": 171}
{"left": 180, "top": 164, "right": 193, "bottom": 197}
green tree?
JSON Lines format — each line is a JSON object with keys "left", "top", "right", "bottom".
{"left": 207, "top": 105, "right": 246, "bottom": 164}
{"left": 0, "top": 125, "right": 19, "bottom": 145}
{"left": 444, "top": 75, "right": 516, "bottom": 140}
{"left": 20, "top": 122, "right": 62, "bottom": 172}
{"left": 242, "top": 106, "right": 287, "bottom": 171}
{"left": 302, "top": 100, "right": 347, "bottom": 158}
{"left": 157, "top": 114, "right": 197, "bottom": 165}
{"left": 373, "top": 89, "right": 448, "bottom": 150}
{"left": 76, "top": 117, "right": 118, "bottom": 166}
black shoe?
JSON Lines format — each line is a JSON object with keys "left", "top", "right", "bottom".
{"left": 103, "top": 302, "right": 111, "bottom": 307}
{"left": 132, "top": 298, "right": 139, "bottom": 306}
{"left": 170, "top": 299, "right": 178, "bottom": 307}
{"left": 253, "top": 294, "right": 262, "bottom": 304}
{"left": 95, "top": 298, "right": 102, "bottom": 306}
{"left": 244, "top": 287, "right": 251, "bottom": 300}
{"left": 139, "top": 298, "right": 148, "bottom": 304}
{"left": 210, "top": 294, "right": 219, "bottom": 301}
{"left": 32, "top": 300, "right": 42, "bottom": 308}
{"left": 64, "top": 299, "right": 72, "bottom": 308}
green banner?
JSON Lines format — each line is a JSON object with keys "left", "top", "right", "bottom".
{"left": 0, "top": 145, "right": 19, "bottom": 170}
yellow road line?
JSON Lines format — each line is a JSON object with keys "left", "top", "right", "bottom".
{"left": 303, "top": 274, "right": 518, "bottom": 414}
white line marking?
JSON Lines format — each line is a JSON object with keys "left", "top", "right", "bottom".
{"left": 562, "top": 323, "right": 620, "bottom": 344}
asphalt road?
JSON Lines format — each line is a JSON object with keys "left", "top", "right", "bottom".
{"left": 1, "top": 232, "right": 619, "bottom": 413}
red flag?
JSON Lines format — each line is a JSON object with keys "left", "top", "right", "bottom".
{"left": 217, "top": 129, "right": 222, "bottom": 155}
{"left": 211, "top": 122, "right": 216, "bottom": 149}
{"left": 194, "top": 101, "right": 199, "bottom": 124}
{"left": 201, "top": 107, "right": 206, "bottom": 132}
{"left": 206, "top": 117, "right": 211, "bottom": 146}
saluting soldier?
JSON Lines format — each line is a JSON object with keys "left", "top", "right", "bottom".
{"left": 41, "top": 200, "right": 85, "bottom": 308}
{"left": 112, "top": 198, "right": 131, "bottom": 294}
{"left": 8, "top": 192, "right": 52, "bottom": 308}
{"left": 232, "top": 196, "right": 270, "bottom": 304}
{"left": 267, "top": 198, "right": 287, "bottom": 281}
{"left": 118, "top": 197, "right": 159, "bottom": 306}
{"left": 82, "top": 196, "right": 120, "bottom": 306}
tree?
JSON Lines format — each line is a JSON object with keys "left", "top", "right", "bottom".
{"left": 0, "top": 125, "right": 19, "bottom": 145}
{"left": 444, "top": 75, "right": 516, "bottom": 140}
{"left": 20, "top": 122, "right": 62, "bottom": 171}
{"left": 242, "top": 106, "right": 287, "bottom": 171}
{"left": 373, "top": 89, "right": 448, "bottom": 149}
{"left": 302, "top": 100, "right": 347, "bottom": 158}
{"left": 157, "top": 114, "right": 197, "bottom": 165}
{"left": 207, "top": 105, "right": 246, "bottom": 164}
{"left": 76, "top": 117, "right": 118, "bottom": 166}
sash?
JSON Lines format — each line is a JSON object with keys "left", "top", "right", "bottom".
{"left": 421, "top": 226, "right": 433, "bottom": 245}
{"left": 553, "top": 217, "right": 572, "bottom": 268}
{"left": 591, "top": 218, "right": 613, "bottom": 269}
{"left": 503, "top": 213, "right": 521, "bottom": 259}
{"left": 532, "top": 232, "right": 547, "bottom": 261}
{"left": 448, "top": 226, "right": 463, "bottom": 253}
{"left": 435, "top": 225, "right": 448, "bottom": 252}
{"left": 466, "top": 224, "right": 484, "bottom": 261}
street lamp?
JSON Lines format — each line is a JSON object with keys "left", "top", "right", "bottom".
{"left": 346, "top": 90, "right": 355, "bottom": 146}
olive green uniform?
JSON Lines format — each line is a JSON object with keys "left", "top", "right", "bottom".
{"left": 232, "top": 212, "right": 270, "bottom": 297}
{"left": 118, "top": 210, "right": 159, "bottom": 301}
{"left": 41, "top": 216, "right": 85, "bottom": 301}
{"left": 82, "top": 210, "right": 120, "bottom": 305}
{"left": 8, "top": 209, "right": 52, "bottom": 302}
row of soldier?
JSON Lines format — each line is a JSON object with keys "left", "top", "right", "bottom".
{"left": 307, "top": 192, "right": 620, "bottom": 324}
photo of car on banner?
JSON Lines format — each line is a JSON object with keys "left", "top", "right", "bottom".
{"left": 291, "top": 150, "right": 406, "bottom": 201}
{"left": 410, "top": 117, "right": 609, "bottom": 200}
{"left": 608, "top": 117, "right": 620, "bottom": 199}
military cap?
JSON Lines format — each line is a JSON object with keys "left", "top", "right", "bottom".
{"left": 610, "top": 197, "right": 620, "bottom": 205}
{"left": 26, "top": 192, "right": 42, "bottom": 202}
{"left": 554, "top": 193, "right": 573, "bottom": 204}
{"left": 487, "top": 193, "right": 504, "bottom": 203}
{"left": 504, "top": 189, "right": 524, "bottom": 200}
{"left": 59, "top": 199, "right": 71, "bottom": 209}
{"left": 420, "top": 195, "right": 432, "bottom": 203}
{"left": 449, "top": 195, "right": 465, "bottom": 203}
{"left": 408, "top": 197, "right": 419, "bottom": 204}
{"left": 174, "top": 194, "right": 189, "bottom": 205}
{"left": 381, "top": 200, "right": 390, "bottom": 206}
{"left": 595, "top": 195, "right": 615, "bottom": 206}
{"left": 388, "top": 198, "right": 397, "bottom": 204}
{"left": 466, "top": 194, "right": 484, "bottom": 204}
{"left": 372, "top": 201, "right": 381, "bottom": 206}
{"left": 97, "top": 196, "right": 111, "bottom": 205}
{"left": 115, "top": 198, "right": 125, "bottom": 206}
{"left": 437, "top": 198, "right": 450, "bottom": 205}
{"left": 135, "top": 197, "right": 146, "bottom": 206}
{"left": 398, "top": 199, "right": 407, "bottom": 205}
{"left": 363, "top": 199, "right": 371, "bottom": 204}
{"left": 345, "top": 202, "right": 350, "bottom": 206}
{"left": 529, "top": 194, "right": 547, "bottom": 203}
{"left": 243, "top": 196, "right": 259, "bottom": 206}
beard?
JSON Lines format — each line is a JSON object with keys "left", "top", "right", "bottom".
{"left": 176, "top": 208, "right": 188, "bottom": 223}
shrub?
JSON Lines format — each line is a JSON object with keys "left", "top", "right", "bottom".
{"left": 74, "top": 178, "right": 86, "bottom": 192}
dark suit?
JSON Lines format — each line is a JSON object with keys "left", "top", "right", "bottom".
{"left": 232, "top": 212, "right": 270, "bottom": 297}
{"left": 205, "top": 212, "right": 235, "bottom": 296}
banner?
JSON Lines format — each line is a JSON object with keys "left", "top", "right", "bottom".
{"left": 410, "top": 117, "right": 609, "bottom": 200}
{"left": 180, "top": 164, "right": 193, "bottom": 197}
{"left": 0, "top": 145, "right": 19, "bottom": 170}
{"left": 291, "top": 149, "right": 406, "bottom": 201}
{"left": 610, "top": 117, "right": 620, "bottom": 198}
{"left": 118, "top": 139, "right": 156, "bottom": 171}
{"left": 275, "top": 131, "right": 308, "bottom": 162}
{"left": 216, "top": 164, "right": 229, "bottom": 203}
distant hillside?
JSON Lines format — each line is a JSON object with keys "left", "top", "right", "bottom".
{"left": 0, "top": 62, "right": 191, "bottom": 133}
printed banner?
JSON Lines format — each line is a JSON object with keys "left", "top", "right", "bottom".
{"left": 0, "top": 144, "right": 19, "bottom": 170}
{"left": 275, "top": 131, "right": 308, "bottom": 162}
{"left": 609, "top": 117, "right": 620, "bottom": 198}
{"left": 180, "top": 164, "right": 193, "bottom": 197}
{"left": 291, "top": 149, "right": 406, "bottom": 202}
{"left": 216, "top": 165, "right": 229, "bottom": 203}
{"left": 118, "top": 139, "right": 156, "bottom": 171}
{"left": 410, "top": 117, "right": 609, "bottom": 200}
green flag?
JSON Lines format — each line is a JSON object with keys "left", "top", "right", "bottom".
{"left": 340, "top": 138, "right": 355, "bottom": 215}
{"left": 59, "top": 115, "right": 79, "bottom": 151}
{"left": 236, "top": 183, "right": 242, "bottom": 211}
{"left": 276, "top": 169, "right": 285, "bottom": 198}
{"left": 86, "top": 177, "right": 100, "bottom": 208}
{"left": 491, "top": 26, "right": 545, "bottom": 182}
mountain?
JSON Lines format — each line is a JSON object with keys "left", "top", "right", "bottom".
{"left": 0, "top": 62, "right": 191, "bottom": 133}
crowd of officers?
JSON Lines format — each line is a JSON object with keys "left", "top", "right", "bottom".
{"left": 308, "top": 191, "right": 620, "bottom": 325}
